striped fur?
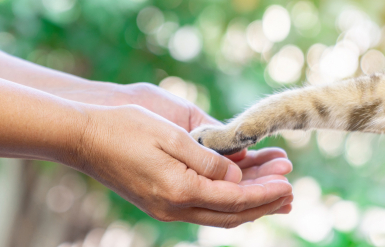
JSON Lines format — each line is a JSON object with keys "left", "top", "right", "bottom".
{"left": 190, "top": 73, "right": 385, "bottom": 155}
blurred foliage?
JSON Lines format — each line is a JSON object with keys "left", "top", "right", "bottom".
{"left": 2, "top": 0, "right": 385, "bottom": 246}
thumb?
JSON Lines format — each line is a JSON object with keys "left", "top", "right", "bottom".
{"left": 160, "top": 130, "right": 242, "bottom": 183}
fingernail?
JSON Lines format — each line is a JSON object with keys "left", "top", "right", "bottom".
{"left": 224, "top": 164, "right": 242, "bottom": 183}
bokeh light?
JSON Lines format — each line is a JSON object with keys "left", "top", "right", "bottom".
{"left": 156, "top": 22, "right": 179, "bottom": 48}
{"left": 46, "top": 185, "right": 75, "bottom": 213}
{"left": 330, "top": 200, "right": 359, "bottom": 232}
{"left": 82, "top": 228, "right": 105, "bottom": 247}
{"left": 345, "top": 132, "right": 375, "bottom": 167}
{"left": 198, "top": 5, "right": 225, "bottom": 42}
{"left": 291, "top": 177, "right": 333, "bottom": 243}
{"left": 4, "top": 0, "right": 385, "bottom": 246}
{"left": 317, "top": 130, "right": 346, "bottom": 157}
{"left": 263, "top": 5, "right": 291, "bottom": 43}
{"left": 291, "top": 1, "right": 320, "bottom": 37}
{"left": 221, "top": 20, "right": 252, "bottom": 65}
{"left": 360, "top": 207, "right": 385, "bottom": 247}
{"left": 307, "top": 43, "right": 327, "bottom": 70}
{"left": 137, "top": 6, "right": 164, "bottom": 34}
{"left": 338, "top": 8, "right": 381, "bottom": 54}
{"left": 281, "top": 130, "right": 311, "bottom": 148}
{"left": 246, "top": 20, "right": 272, "bottom": 53}
{"left": 168, "top": 26, "right": 202, "bottom": 61}
{"left": 268, "top": 45, "right": 304, "bottom": 84}
{"left": 99, "top": 222, "right": 132, "bottom": 247}
{"left": 319, "top": 41, "right": 359, "bottom": 83}
{"left": 42, "top": 0, "right": 76, "bottom": 13}
{"left": 159, "top": 76, "right": 197, "bottom": 102}
{"left": 361, "top": 49, "right": 385, "bottom": 74}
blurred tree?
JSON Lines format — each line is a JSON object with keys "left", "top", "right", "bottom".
{"left": 2, "top": 0, "right": 385, "bottom": 246}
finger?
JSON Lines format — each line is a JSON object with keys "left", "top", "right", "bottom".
{"left": 268, "top": 194, "right": 294, "bottom": 215}
{"left": 180, "top": 196, "right": 291, "bottom": 228}
{"left": 154, "top": 150, "right": 290, "bottom": 214}
{"left": 159, "top": 130, "right": 242, "bottom": 183}
{"left": 189, "top": 178, "right": 292, "bottom": 212}
{"left": 239, "top": 175, "right": 288, "bottom": 186}
{"left": 225, "top": 149, "right": 247, "bottom": 162}
{"left": 241, "top": 158, "right": 293, "bottom": 180}
{"left": 236, "top": 148, "right": 288, "bottom": 169}
{"left": 269, "top": 204, "right": 293, "bottom": 215}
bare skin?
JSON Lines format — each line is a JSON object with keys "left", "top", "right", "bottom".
{"left": 0, "top": 52, "right": 294, "bottom": 227}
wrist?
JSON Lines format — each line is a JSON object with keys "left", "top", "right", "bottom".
{"left": 56, "top": 102, "right": 99, "bottom": 171}
{"left": 41, "top": 101, "right": 93, "bottom": 166}
{"left": 60, "top": 104, "right": 141, "bottom": 176}
{"left": 0, "top": 79, "right": 94, "bottom": 164}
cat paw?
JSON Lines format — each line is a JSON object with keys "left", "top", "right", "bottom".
{"left": 190, "top": 125, "right": 246, "bottom": 155}
{"left": 234, "top": 121, "right": 269, "bottom": 146}
{"left": 190, "top": 122, "right": 266, "bottom": 155}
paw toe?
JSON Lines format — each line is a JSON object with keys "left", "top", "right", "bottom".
{"left": 197, "top": 137, "right": 203, "bottom": 145}
{"left": 239, "top": 135, "right": 258, "bottom": 143}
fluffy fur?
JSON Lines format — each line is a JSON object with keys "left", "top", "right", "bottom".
{"left": 190, "top": 73, "right": 385, "bottom": 155}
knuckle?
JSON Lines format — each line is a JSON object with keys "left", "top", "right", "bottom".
{"left": 221, "top": 215, "right": 242, "bottom": 229}
{"left": 151, "top": 210, "right": 175, "bottom": 222}
{"left": 133, "top": 82, "right": 157, "bottom": 92}
{"left": 127, "top": 104, "right": 143, "bottom": 113}
{"left": 202, "top": 155, "right": 221, "bottom": 178}
{"left": 259, "top": 184, "right": 268, "bottom": 203}
{"left": 264, "top": 204, "right": 279, "bottom": 216}
{"left": 167, "top": 193, "right": 187, "bottom": 206}
{"left": 168, "top": 129, "right": 187, "bottom": 148}
{"left": 227, "top": 197, "right": 247, "bottom": 213}
{"left": 263, "top": 198, "right": 286, "bottom": 216}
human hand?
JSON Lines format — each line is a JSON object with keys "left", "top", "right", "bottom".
{"left": 56, "top": 80, "right": 293, "bottom": 199}
{"left": 236, "top": 148, "right": 293, "bottom": 214}
{"left": 67, "top": 104, "right": 293, "bottom": 227}
{"left": 68, "top": 81, "right": 251, "bottom": 159}
{"left": 68, "top": 82, "right": 293, "bottom": 191}
{"left": 0, "top": 52, "right": 294, "bottom": 222}
{"left": 86, "top": 82, "right": 219, "bottom": 131}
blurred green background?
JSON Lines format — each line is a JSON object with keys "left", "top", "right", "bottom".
{"left": 1, "top": 0, "right": 385, "bottom": 246}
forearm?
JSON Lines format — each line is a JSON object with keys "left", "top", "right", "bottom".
{"left": 0, "top": 78, "right": 87, "bottom": 164}
{"left": 0, "top": 52, "right": 215, "bottom": 131}
{"left": 0, "top": 51, "right": 115, "bottom": 104}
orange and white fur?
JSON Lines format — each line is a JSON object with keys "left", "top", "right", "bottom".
{"left": 191, "top": 74, "right": 385, "bottom": 155}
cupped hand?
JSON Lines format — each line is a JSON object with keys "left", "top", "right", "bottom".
{"left": 95, "top": 82, "right": 251, "bottom": 160}
{"left": 92, "top": 82, "right": 294, "bottom": 215}
{"left": 69, "top": 104, "right": 293, "bottom": 227}
{"left": 236, "top": 148, "right": 293, "bottom": 215}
